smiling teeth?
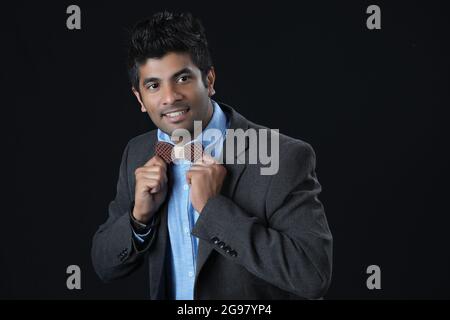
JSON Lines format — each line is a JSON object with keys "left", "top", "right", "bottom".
{"left": 166, "top": 110, "right": 187, "bottom": 118}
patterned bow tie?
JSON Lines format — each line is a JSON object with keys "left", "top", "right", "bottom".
{"left": 155, "top": 141, "right": 203, "bottom": 164}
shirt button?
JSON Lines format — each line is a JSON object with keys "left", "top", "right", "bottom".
{"left": 185, "top": 228, "right": 190, "bottom": 235}
{"left": 183, "top": 184, "right": 189, "bottom": 190}
{"left": 188, "top": 272, "right": 194, "bottom": 277}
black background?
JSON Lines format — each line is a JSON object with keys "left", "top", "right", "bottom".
{"left": 5, "top": 0, "right": 450, "bottom": 299}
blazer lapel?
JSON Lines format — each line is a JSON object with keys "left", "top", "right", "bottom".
{"left": 195, "top": 103, "right": 250, "bottom": 279}
{"left": 148, "top": 200, "right": 171, "bottom": 299}
{"left": 140, "top": 134, "right": 170, "bottom": 299}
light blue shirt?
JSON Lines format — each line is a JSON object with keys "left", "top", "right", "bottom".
{"left": 134, "top": 100, "right": 229, "bottom": 300}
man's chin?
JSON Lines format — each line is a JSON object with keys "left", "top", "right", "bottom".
{"left": 160, "top": 123, "right": 194, "bottom": 140}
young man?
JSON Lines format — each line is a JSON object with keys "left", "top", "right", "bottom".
{"left": 91, "top": 11, "right": 333, "bottom": 300}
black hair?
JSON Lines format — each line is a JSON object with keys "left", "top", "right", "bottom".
{"left": 127, "top": 11, "right": 213, "bottom": 92}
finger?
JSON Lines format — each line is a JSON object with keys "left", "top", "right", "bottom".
{"left": 193, "top": 158, "right": 210, "bottom": 166}
{"left": 137, "top": 178, "right": 161, "bottom": 194}
{"left": 145, "top": 155, "right": 168, "bottom": 169}
{"left": 138, "top": 171, "right": 167, "bottom": 182}
{"left": 188, "top": 164, "right": 208, "bottom": 171}
{"left": 192, "top": 158, "right": 214, "bottom": 167}
{"left": 136, "top": 165, "right": 166, "bottom": 175}
{"left": 149, "top": 186, "right": 160, "bottom": 194}
{"left": 146, "top": 178, "right": 163, "bottom": 194}
{"left": 201, "top": 153, "right": 217, "bottom": 164}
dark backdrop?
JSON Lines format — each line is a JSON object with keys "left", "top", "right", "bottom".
{"left": 5, "top": 0, "right": 450, "bottom": 299}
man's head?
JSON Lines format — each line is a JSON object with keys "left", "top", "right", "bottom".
{"left": 127, "top": 12, "right": 216, "bottom": 137}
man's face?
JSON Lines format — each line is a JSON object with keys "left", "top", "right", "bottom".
{"left": 133, "top": 52, "right": 215, "bottom": 139}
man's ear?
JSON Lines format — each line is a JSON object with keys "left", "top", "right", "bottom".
{"left": 206, "top": 67, "right": 216, "bottom": 97}
{"left": 132, "top": 87, "right": 147, "bottom": 112}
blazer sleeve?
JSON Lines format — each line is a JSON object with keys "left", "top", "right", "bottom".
{"left": 192, "top": 141, "right": 333, "bottom": 299}
{"left": 91, "top": 142, "right": 158, "bottom": 283}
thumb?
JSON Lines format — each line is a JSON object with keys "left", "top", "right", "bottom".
{"left": 200, "top": 153, "right": 217, "bottom": 165}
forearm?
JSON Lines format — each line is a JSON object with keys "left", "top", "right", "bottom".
{"left": 91, "top": 211, "right": 145, "bottom": 282}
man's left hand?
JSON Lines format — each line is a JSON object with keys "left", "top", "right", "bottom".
{"left": 186, "top": 154, "right": 227, "bottom": 213}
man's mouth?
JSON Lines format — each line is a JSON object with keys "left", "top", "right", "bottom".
{"left": 162, "top": 107, "right": 190, "bottom": 123}
{"left": 165, "top": 109, "right": 188, "bottom": 118}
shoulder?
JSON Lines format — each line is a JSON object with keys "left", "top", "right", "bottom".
{"left": 127, "top": 130, "right": 157, "bottom": 148}
{"left": 123, "top": 129, "right": 158, "bottom": 166}
{"left": 280, "top": 134, "right": 316, "bottom": 168}
{"left": 246, "top": 119, "right": 316, "bottom": 167}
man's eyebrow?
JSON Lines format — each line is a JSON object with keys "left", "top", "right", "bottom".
{"left": 171, "top": 67, "right": 194, "bottom": 79}
{"left": 142, "top": 68, "right": 194, "bottom": 87}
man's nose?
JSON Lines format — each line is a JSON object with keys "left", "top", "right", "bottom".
{"left": 161, "top": 84, "right": 182, "bottom": 105}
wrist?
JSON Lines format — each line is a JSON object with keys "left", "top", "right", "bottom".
{"left": 132, "top": 208, "right": 152, "bottom": 224}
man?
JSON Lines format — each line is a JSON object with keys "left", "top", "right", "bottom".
{"left": 91, "top": 11, "right": 333, "bottom": 300}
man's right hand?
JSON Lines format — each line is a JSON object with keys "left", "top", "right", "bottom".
{"left": 132, "top": 155, "right": 168, "bottom": 224}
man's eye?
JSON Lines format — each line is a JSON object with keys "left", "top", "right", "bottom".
{"left": 147, "top": 83, "right": 159, "bottom": 90}
{"left": 177, "top": 75, "right": 190, "bottom": 83}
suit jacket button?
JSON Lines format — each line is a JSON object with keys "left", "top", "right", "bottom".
{"left": 211, "top": 237, "right": 220, "bottom": 245}
{"left": 218, "top": 241, "right": 225, "bottom": 249}
{"left": 230, "top": 250, "right": 237, "bottom": 257}
{"left": 223, "top": 246, "right": 231, "bottom": 253}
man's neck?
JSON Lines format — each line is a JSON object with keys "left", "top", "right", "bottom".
{"left": 189, "top": 100, "right": 214, "bottom": 142}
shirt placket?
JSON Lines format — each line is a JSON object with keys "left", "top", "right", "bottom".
{"left": 182, "top": 163, "right": 196, "bottom": 280}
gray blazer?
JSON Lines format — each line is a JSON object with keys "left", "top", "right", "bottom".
{"left": 91, "top": 103, "right": 333, "bottom": 299}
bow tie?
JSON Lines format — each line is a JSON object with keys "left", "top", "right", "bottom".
{"left": 155, "top": 141, "right": 203, "bottom": 164}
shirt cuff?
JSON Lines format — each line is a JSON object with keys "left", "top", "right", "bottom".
{"left": 132, "top": 227, "right": 152, "bottom": 243}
